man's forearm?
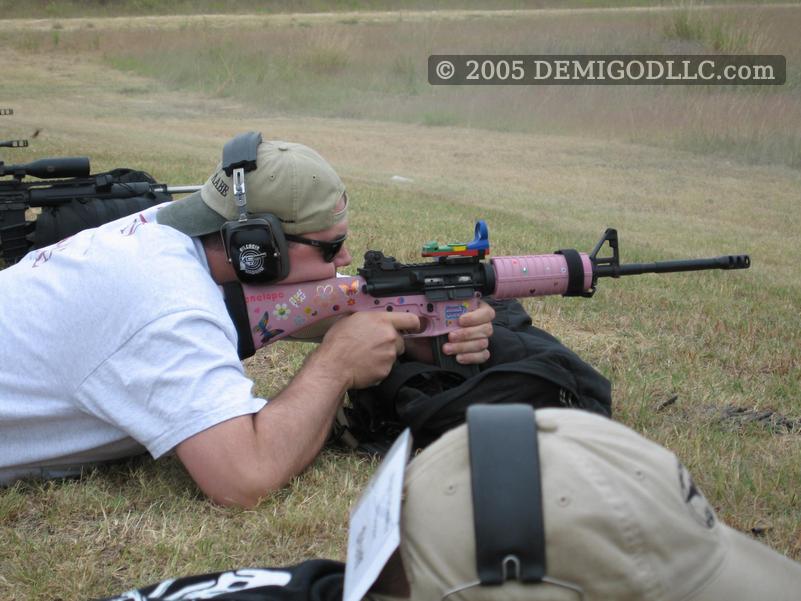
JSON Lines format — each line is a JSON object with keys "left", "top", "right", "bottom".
{"left": 249, "top": 345, "right": 352, "bottom": 489}
{"left": 178, "top": 311, "right": 412, "bottom": 507}
{"left": 177, "top": 343, "right": 352, "bottom": 508}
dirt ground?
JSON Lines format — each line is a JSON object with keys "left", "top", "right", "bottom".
{"left": 0, "top": 5, "right": 749, "bottom": 32}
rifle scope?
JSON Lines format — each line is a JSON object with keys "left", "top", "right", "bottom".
{"left": 0, "top": 157, "right": 90, "bottom": 180}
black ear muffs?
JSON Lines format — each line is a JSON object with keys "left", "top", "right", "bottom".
{"left": 222, "top": 212, "right": 289, "bottom": 284}
{"left": 217, "top": 131, "right": 292, "bottom": 285}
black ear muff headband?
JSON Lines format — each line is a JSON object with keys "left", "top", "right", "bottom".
{"left": 219, "top": 131, "right": 290, "bottom": 285}
{"left": 440, "top": 404, "right": 585, "bottom": 600}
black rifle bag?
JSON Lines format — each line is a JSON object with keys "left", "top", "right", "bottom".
{"left": 334, "top": 298, "right": 613, "bottom": 455}
{"left": 30, "top": 168, "right": 171, "bottom": 250}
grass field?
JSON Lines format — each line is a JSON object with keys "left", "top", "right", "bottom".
{"left": 1, "top": 3, "right": 800, "bottom": 599}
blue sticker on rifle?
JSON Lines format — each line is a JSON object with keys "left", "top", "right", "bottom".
{"left": 444, "top": 305, "right": 468, "bottom": 321}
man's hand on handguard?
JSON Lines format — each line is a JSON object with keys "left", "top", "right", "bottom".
{"left": 320, "top": 311, "right": 421, "bottom": 389}
{"left": 404, "top": 300, "right": 495, "bottom": 365}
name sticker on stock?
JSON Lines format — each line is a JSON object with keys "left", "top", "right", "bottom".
{"left": 343, "top": 429, "right": 412, "bottom": 601}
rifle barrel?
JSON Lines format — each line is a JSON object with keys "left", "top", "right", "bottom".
{"left": 594, "top": 255, "right": 750, "bottom": 278}
{"left": 164, "top": 185, "right": 202, "bottom": 194}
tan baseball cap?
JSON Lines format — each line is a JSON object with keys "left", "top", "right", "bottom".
{"left": 158, "top": 139, "right": 347, "bottom": 237}
{"left": 371, "top": 408, "right": 801, "bottom": 601}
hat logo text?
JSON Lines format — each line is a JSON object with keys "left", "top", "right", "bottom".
{"left": 677, "top": 460, "right": 716, "bottom": 529}
{"left": 211, "top": 172, "right": 229, "bottom": 197}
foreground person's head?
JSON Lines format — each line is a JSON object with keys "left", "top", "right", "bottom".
{"left": 371, "top": 406, "right": 801, "bottom": 601}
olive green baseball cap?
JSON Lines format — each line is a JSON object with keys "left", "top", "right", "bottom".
{"left": 158, "top": 139, "right": 347, "bottom": 237}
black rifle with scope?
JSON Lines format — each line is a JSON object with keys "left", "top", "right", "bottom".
{"left": 0, "top": 112, "right": 189, "bottom": 265}
{"left": 0, "top": 155, "right": 177, "bottom": 265}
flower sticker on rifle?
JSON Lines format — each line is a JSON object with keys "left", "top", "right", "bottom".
{"left": 339, "top": 280, "right": 360, "bottom": 306}
{"left": 274, "top": 303, "right": 291, "bottom": 320}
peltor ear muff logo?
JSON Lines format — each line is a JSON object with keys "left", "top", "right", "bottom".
{"left": 237, "top": 242, "right": 267, "bottom": 275}
{"left": 224, "top": 215, "right": 289, "bottom": 284}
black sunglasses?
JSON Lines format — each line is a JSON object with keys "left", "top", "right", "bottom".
{"left": 284, "top": 233, "right": 347, "bottom": 262}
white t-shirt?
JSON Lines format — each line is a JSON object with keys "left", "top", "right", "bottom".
{"left": 0, "top": 205, "right": 266, "bottom": 483}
